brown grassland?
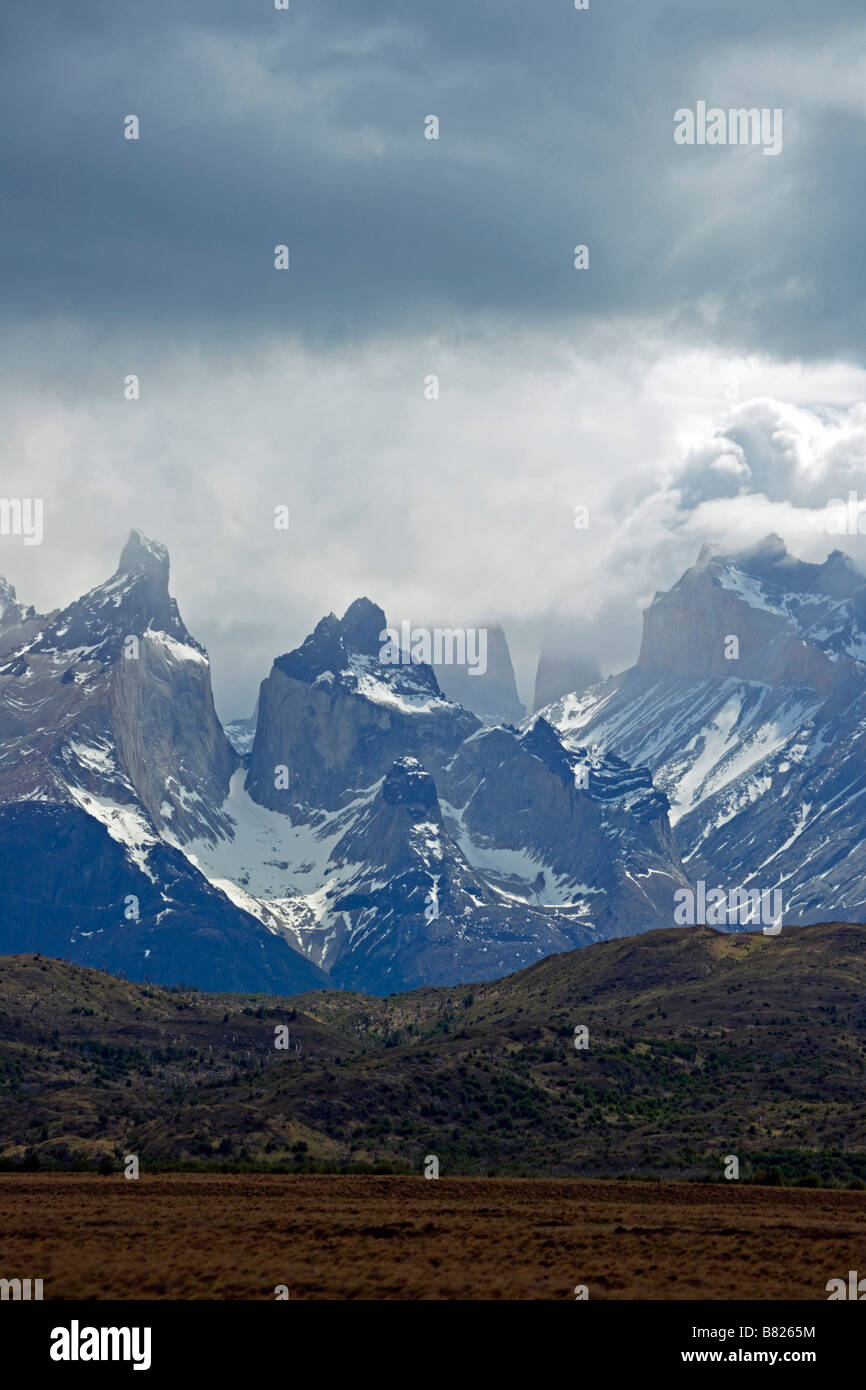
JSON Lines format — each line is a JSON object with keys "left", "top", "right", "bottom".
{"left": 1, "top": 1173, "right": 863, "bottom": 1300}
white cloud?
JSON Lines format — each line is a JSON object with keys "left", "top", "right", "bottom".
{"left": 1, "top": 324, "right": 864, "bottom": 714}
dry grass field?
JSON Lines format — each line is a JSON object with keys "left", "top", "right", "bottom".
{"left": 1, "top": 1173, "right": 863, "bottom": 1300}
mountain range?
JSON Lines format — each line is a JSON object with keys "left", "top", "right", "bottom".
{"left": 546, "top": 534, "right": 866, "bottom": 927}
{"left": 1, "top": 528, "right": 866, "bottom": 993}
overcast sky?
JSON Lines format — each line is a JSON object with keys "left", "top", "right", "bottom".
{"left": 1, "top": 1, "right": 865, "bottom": 715}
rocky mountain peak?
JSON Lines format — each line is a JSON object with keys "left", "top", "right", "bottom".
{"left": 273, "top": 599, "right": 389, "bottom": 684}
{"left": 274, "top": 613, "right": 344, "bottom": 684}
{"left": 637, "top": 534, "right": 866, "bottom": 689}
{"left": 382, "top": 756, "right": 438, "bottom": 809}
{"left": 811, "top": 547, "right": 865, "bottom": 600}
{"left": 340, "top": 597, "right": 387, "bottom": 656}
{"left": 0, "top": 576, "right": 35, "bottom": 630}
{"left": 271, "top": 597, "right": 448, "bottom": 714}
{"left": 118, "top": 528, "right": 170, "bottom": 579}
{"left": 0, "top": 576, "right": 42, "bottom": 661}
{"left": 0, "top": 576, "right": 20, "bottom": 619}
{"left": 431, "top": 620, "right": 525, "bottom": 726}
{"left": 28, "top": 531, "right": 191, "bottom": 662}
{"left": 739, "top": 532, "right": 788, "bottom": 565}
{"left": 250, "top": 595, "right": 476, "bottom": 813}
{"left": 520, "top": 716, "right": 574, "bottom": 783}
{"left": 0, "top": 531, "right": 232, "bottom": 849}
{"left": 826, "top": 548, "right": 855, "bottom": 568}
{"left": 533, "top": 646, "right": 600, "bottom": 712}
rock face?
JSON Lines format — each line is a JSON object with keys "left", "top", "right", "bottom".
{"left": 0, "top": 530, "right": 235, "bottom": 842}
{"left": 0, "top": 532, "right": 328, "bottom": 994}
{"left": 637, "top": 535, "right": 863, "bottom": 699}
{"left": 0, "top": 577, "right": 47, "bottom": 658}
{"left": 440, "top": 718, "right": 685, "bottom": 937}
{"left": 186, "top": 603, "right": 690, "bottom": 993}
{"left": 432, "top": 622, "right": 525, "bottom": 726}
{"left": 295, "top": 753, "right": 603, "bottom": 994}
{"left": 246, "top": 599, "right": 478, "bottom": 814}
{"left": 545, "top": 535, "right": 866, "bottom": 927}
{"left": 533, "top": 644, "right": 600, "bottom": 712}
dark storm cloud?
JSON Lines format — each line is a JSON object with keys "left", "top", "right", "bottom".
{"left": 1, "top": 0, "right": 864, "bottom": 358}
{"left": 2, "top": 2, "right": 865, "bottom": 720}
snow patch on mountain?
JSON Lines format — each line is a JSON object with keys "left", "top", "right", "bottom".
{"left": 67, "top": 786, "right": 158, "bottom": 881}
{"left": 145, "top": 629, "right": 208, "bottom": 665}
{"left": 177, "top": 769, "right": 376, "bottom": 957}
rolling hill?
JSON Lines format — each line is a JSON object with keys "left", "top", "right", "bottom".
{"left": 2, "top": 921, "right": 865, "bottom": 1183}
